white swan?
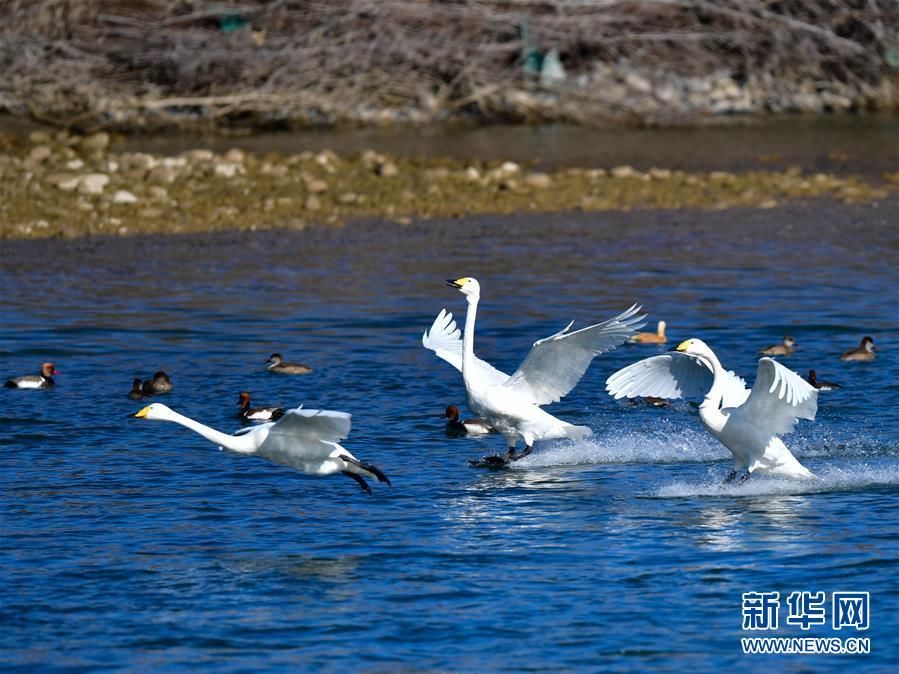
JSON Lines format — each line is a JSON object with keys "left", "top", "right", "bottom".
{"left": 423, "top": 277, "right": 645, "bottom": 466}
{"left": 132, "top": 403, "right": 390, "bottom": 493}
{"left": 606, "top": 338, "right": 817, "bottom": 481}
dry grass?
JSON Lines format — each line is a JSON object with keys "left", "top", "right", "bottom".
{"left": 1, "top": 0, "right": 896, "bottom": 130}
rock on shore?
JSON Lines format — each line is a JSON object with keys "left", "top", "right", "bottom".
{"left": 0, "top": 131, "right": 894, "bottom": 239}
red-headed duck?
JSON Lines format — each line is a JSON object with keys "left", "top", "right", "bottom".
{"left": 5, "top": 362, "right": 59, "bottom": 389}
{"left": 807, "top": 370, "right": 840, "bottom": 391}
{"left": 444, "top": 405, "right": 494, "bottom": 436}
{"left": 238, "top": 391, "right": 285, "bottom": 422}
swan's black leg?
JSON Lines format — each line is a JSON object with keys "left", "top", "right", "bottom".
{"left": 511, "top": 445, "right": 532, "bottom": 461}
{"left": 724, "top": 470, "right": 738, "bottom": 483}
{"left": 340, "top": 455, "right": 391, "bottom": 486}
{"left": 469, "top": 447, "right": 515, "bottom": 468}
{"left": 342, "top": 470, "right": 371, "bottom": 494}
{"left": 739, "top": 470, "right": 752, "bottom": 483}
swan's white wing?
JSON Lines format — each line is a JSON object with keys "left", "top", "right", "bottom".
{"left": 606, "top": 351, "right": 749, "bottom": 405}
{"left": 272, "top": 407, "right": 352, "bottom": 442}
{"left": 422, "top": 308, "right": 509, "bottom": 387}
{"left": 504, "top": 304, "right": 646, "bottom": 405}
{"left": 733, "top": 358, "right": 817, "bottom": 436}
{"left": 606, "top": 352, "right": 713, "bottom": 400}
{"left": 254, "top": 408, "right": 353, "bottom": 470}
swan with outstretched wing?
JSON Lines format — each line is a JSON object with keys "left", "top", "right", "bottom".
{"left": 423, "top": 276, "right": 645, "bottom": 466}
{"left": 132, "top": 403, "right": 390, "bottom": 493}
{"left": 606, "top": 338, "right": 817, "bottom": 481}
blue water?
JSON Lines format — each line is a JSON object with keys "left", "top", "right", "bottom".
{"left": 2, "top": 203, "right": 897, "bottom": 672}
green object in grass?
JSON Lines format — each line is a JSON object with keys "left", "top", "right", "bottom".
{"left": 219, "top": 14, "right": 248, "bottom": 33}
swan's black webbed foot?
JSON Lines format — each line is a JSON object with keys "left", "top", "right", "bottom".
{"left": 342, "top": 470, "right": 372, "bottom": 494}
{"left": 340, "top": 455, "right": 391, "bottom": 486}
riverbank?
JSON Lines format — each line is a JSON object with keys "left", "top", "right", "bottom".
{"left": 1, "top": 129, "right": 896, "bottom": 240}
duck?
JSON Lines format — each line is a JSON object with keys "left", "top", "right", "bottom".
{"left": 444, "top": 405, "right": 494, "bottom": 436}
{"left": 424, "top": 277, "right": 644, "bottom": 467}
{"left": 132, "top": 403, "right": 389, "bottom": 494}
{"left": 238, "top": 391, "right": 285, "bottom": 422}
{"left": 128, "top": 378, "right": 146, "bottom": 400}
{"left": 626, "top": 396, "right": 669, "bottom": 408}
{"left": 629, "top": 320, "right": 667, "bottom": 344}
{"left": 840, "top": 336, "right": 876, "bottom": 362}
{"left": 141, "top": 371, "right": 172, "bottom": 395}
{"left": 5, "top": 362, "right": 59, "bottom": 389}
{"left": 806, "top": 369, "right": 840, "bottom": 391}
{"left": 266, "top": 353, "right": 313, "bottom": 375}
{"left": 607, "top": 338, "right": 817, "bottom": 481}
{"left": 759, "top": 336, "right": 796, "bottom": 356}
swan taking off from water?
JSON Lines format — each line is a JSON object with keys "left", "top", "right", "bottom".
{"left": 132, "top": 403, "right": 390, "bottom": 493}
{"left": 424, "top": 277, "right": 645, "bottom": 466}
{"left": 606, "top": 338, "right": 817, "bottom": 481}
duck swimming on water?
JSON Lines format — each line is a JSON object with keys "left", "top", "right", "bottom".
{"left": 238, "top": 391, "right": 285, "bottom": 422}
{"left": 840, "top": 336, "right": 876, "bottom": 362}
{"left": 629, "top": 321, "right": 667, "bottom": 345}
{"left": 266, "top": 353, "right": 313, "bottom": 375}
{"left": 128, "top": 378, "right": 146, "bottom": 400}
{"left": 760, "top": 336, "right": 796, "bottom": 357}
{"left": 142, "top": 371, "right": 172, "bottom": 395}
{"left": 5, "top": 362, "right": 59, "bottom": 389}
{"left": 806, "top": 369, "right": 840, "bottom": 391}
{"left": 444, "top": 405, "right": 494, "bottom": 436}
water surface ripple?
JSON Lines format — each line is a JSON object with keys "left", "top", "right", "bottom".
{"left": 2, "top": 202, "right": 897, "bottom": 672}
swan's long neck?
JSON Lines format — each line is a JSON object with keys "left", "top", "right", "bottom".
{"left": 698, "top": 351, "right": 728, "bottom": 426}
{"left": 461, "top": 294, "right": 479, "bottom": 381}
{"left": 162, "top": 409, "right": 256, "bottom": 453}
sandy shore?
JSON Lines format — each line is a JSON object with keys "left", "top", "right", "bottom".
{"left": 1, "top": 129, "right": 896, "bottom": 240}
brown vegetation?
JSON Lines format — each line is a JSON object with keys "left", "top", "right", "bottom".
{"left": 1, "top": 1, "right": 897, "bottom": 131}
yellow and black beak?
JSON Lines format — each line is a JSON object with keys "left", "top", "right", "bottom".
{"left": 674, "top": 340, "right": 691, "bottom": 352}
{"left": 133, "top": 406, "right": 151, "bottom": 418}
{"left": 446, "top": 278, "right": 463, "bottom": 289}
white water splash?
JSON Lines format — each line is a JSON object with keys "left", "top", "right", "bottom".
{"left": 515, "top": 424, "right": 727, "bottom": 468}
{"left": 654, "top": 462, "right": 899, "bottom": 498}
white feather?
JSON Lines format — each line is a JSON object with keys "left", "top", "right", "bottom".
{"left": 606, "top": 352, "right": 749, "bottom": 408}
{"left": 426, "top": 278, "right": 642, "bottom": 450}
{"left": 606, "top": 340, "right": 816, "bottom": 479}
{"left": 134, "top": 403, "right": 386, "bottom": 485}
{"left": 504, "top": 304, "right": 645, "bottom": 405}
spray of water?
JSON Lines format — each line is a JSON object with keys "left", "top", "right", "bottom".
{"left": 655, "top": 462, "right": 899, "bottom": 498}
{"left": 514, "top": 420, "right": 726, "bottom": 468}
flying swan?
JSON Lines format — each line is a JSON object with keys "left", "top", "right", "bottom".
{"left": 132, "top": 403, "right": 390, "bottom": 493}
{"left": 423, "top": 277, "right": 645, "bottom": 466}
{"left": 605, "top": 338, "right": 817, "bottom": 481}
